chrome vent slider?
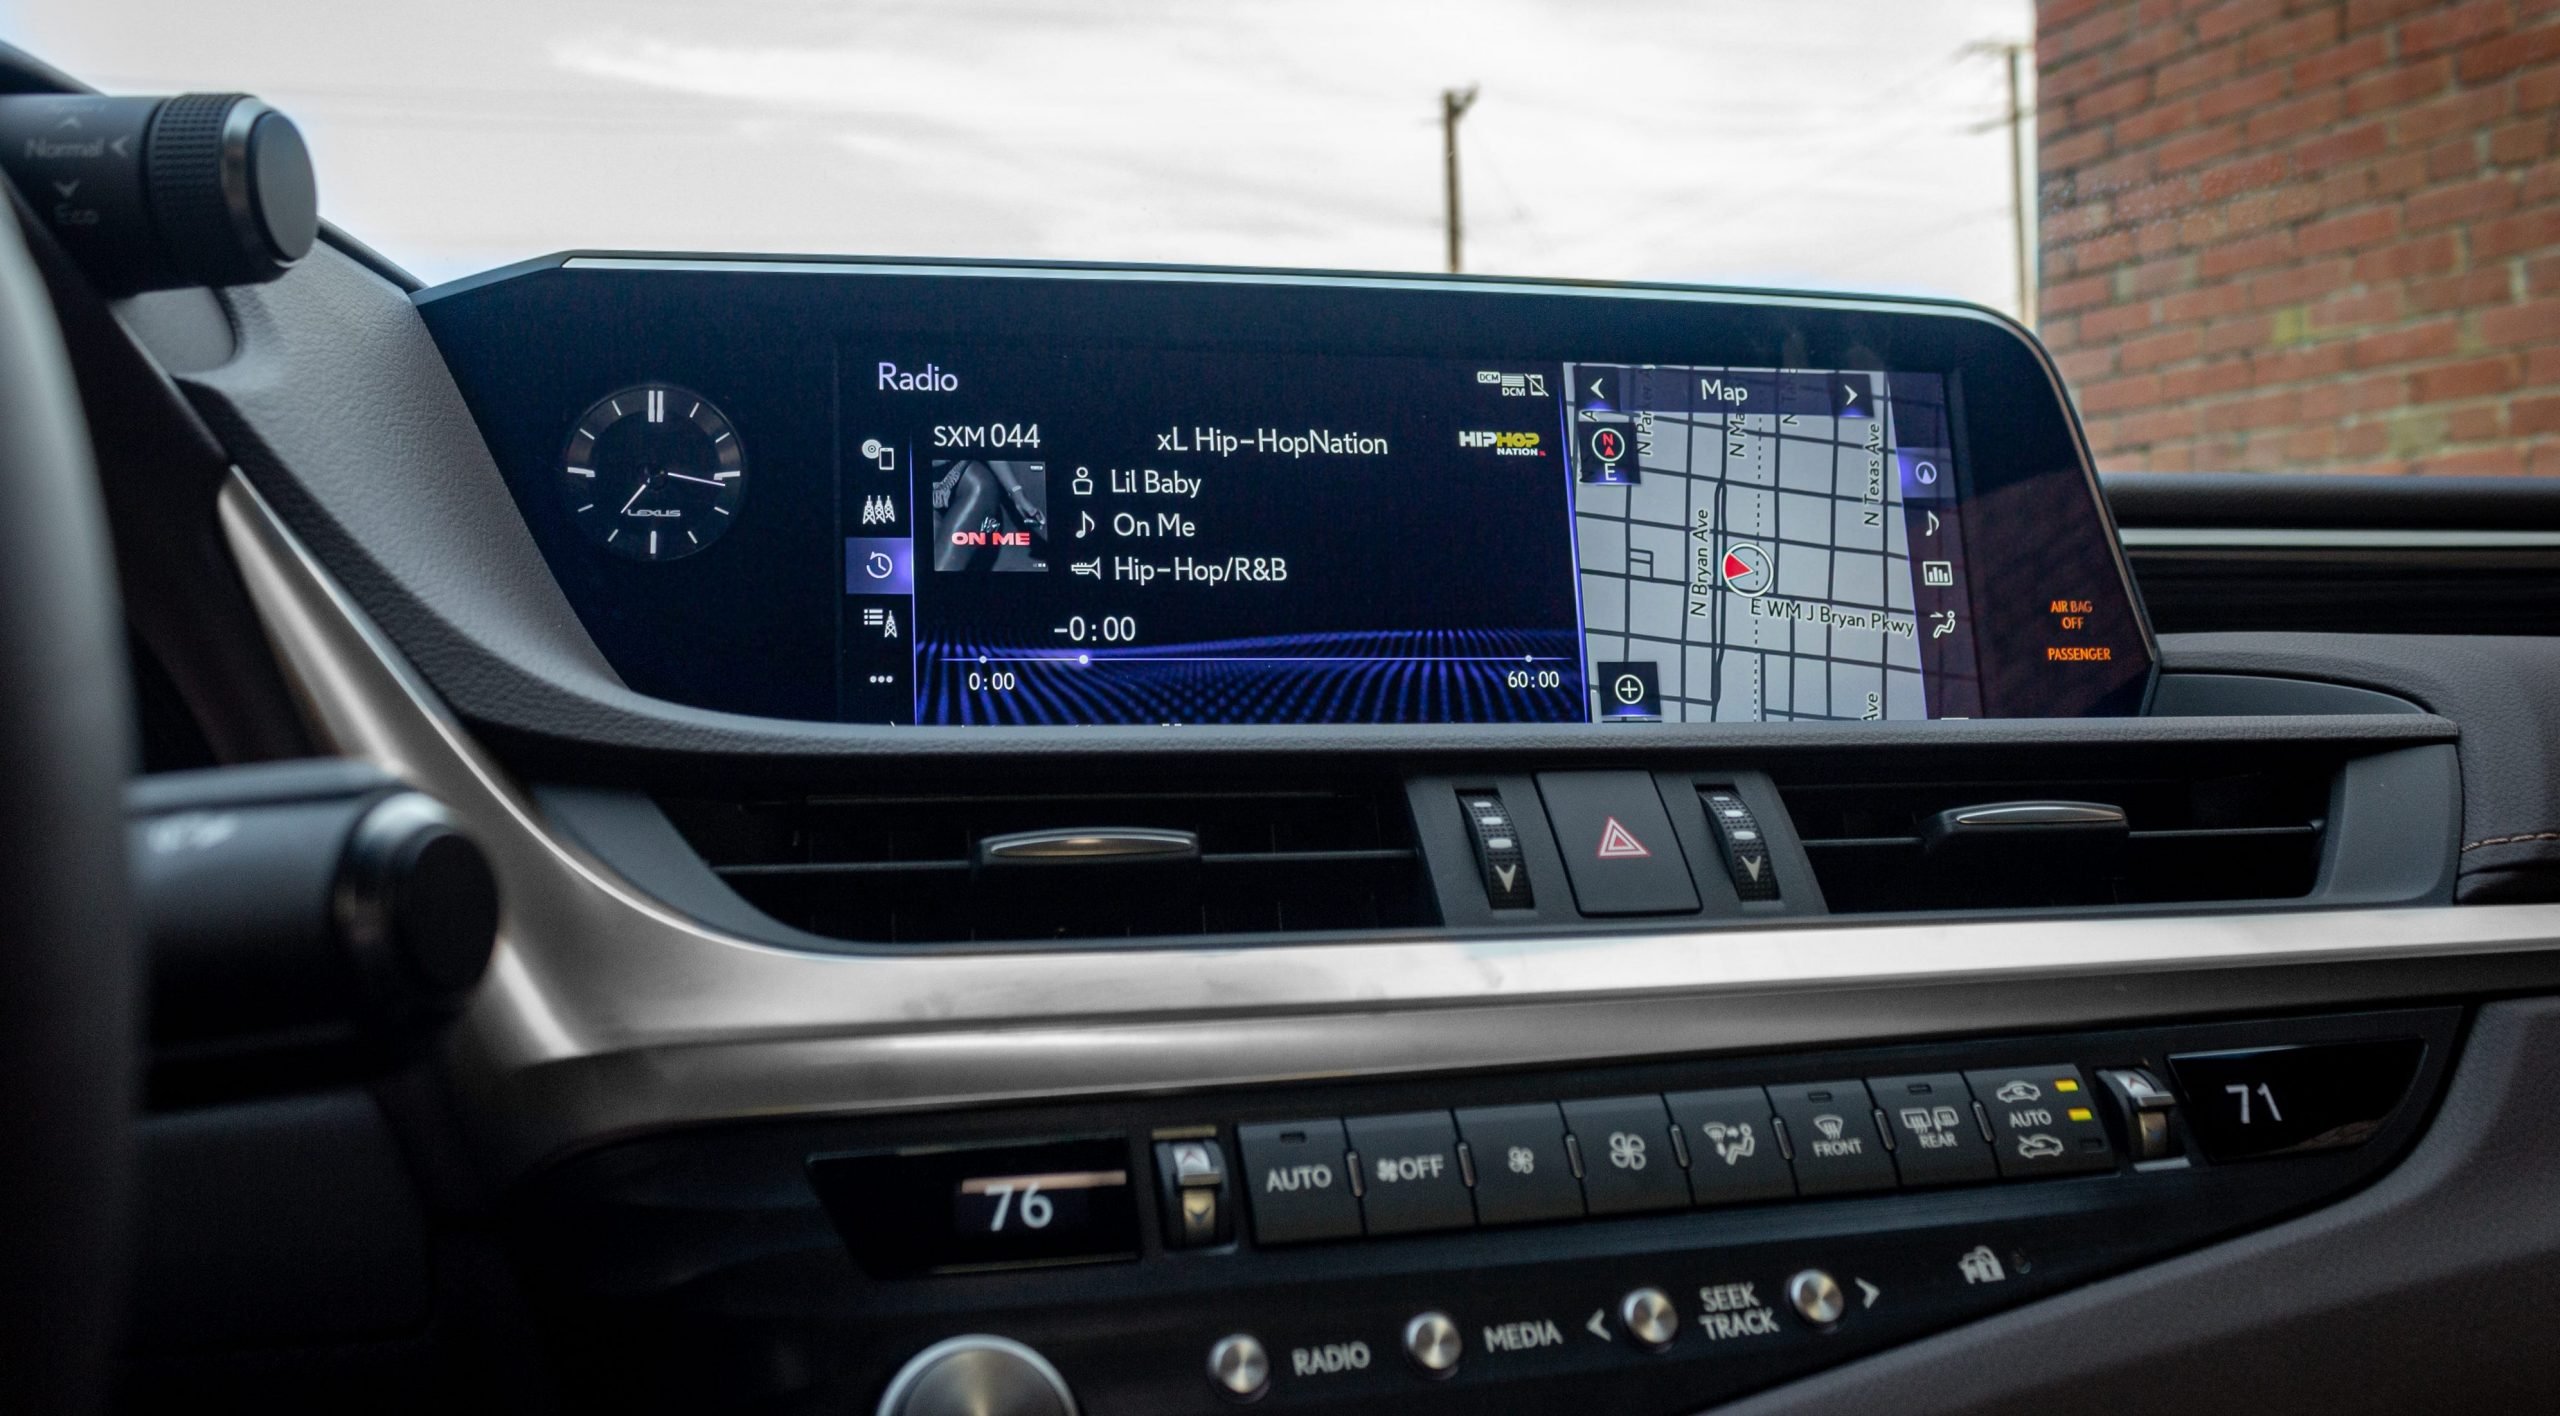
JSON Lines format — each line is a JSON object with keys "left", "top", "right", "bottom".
{"left": 977, "top": 827, "right": 1202, "bottom": 866}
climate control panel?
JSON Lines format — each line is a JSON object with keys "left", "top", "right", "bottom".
{"left": 516, "top": 1007, "right": 2456, "bottom": 1416}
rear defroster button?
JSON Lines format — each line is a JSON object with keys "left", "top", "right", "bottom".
{"left": 1403, "top": 1311, "right": 1462, "bottom": 1378}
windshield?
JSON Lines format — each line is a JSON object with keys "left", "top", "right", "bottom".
{"left": 2, "top": 1, "right": 2037, "bottom": 298}
{"left": 9, "top": 0, "right": 2556, "bottom": 477}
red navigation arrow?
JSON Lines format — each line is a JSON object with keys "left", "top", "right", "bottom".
{"left": 1723, "top": 551, "right": 1751, "bottom": 581}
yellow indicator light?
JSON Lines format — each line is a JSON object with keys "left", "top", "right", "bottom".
{"left": 2068, "top": 1107, "right": 2094, "bottom": 1122}
{"left": 2055, "top": 1078, "right": 2081, "bottom": 1093}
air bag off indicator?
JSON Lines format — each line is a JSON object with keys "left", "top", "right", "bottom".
{"left": 2044, "top": 595, "right": 2115, "bottom": 662}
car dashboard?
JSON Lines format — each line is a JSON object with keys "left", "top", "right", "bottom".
{"left": 23, "top": 104, "right": 2560, "bottom": 1415}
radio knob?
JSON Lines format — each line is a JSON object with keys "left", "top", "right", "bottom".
{"left": 876, "top": 1336, "right": 1077, "bottom": 1416}
{"left": 1206, "top": 1333, "right": 1270, "bottom": 1402}
{"left": 1403, "top": 1311, "right": 1463, "bottom": 1377}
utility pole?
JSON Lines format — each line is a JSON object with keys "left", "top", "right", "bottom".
{"left": 1964, "top": 41, "right": 2036, "bottom": 326}
{"left": 1442, "top": 85, "right": 1479, "bottom": 274}
{"left": 2001, "top": 43, "right": 2033, "bottom": 327}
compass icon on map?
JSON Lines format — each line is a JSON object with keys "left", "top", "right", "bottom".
{"left": 1719, "top": 541, "right": 1774, "bottom": 597}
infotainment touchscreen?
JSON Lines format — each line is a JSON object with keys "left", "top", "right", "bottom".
{"left": 838, "top": 351, "right": 2097, "bottom": 725}
{"left": 418, "top": 260, "right": 2157, "bottom": 726}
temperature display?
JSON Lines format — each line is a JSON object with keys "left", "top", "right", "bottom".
{"left": 810, "top": 1138, "right": 1140, "bottom": 1276}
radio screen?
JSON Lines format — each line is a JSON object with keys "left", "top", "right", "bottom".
{"left": 839, "top": 351, "right": 2015, "bottom": 725}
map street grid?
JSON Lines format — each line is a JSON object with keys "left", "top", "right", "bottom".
{"left": 1567, "top": 364, "right": 1929, "bottom": 722}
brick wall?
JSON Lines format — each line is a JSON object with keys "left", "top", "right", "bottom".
{"left": 2037, "top": 0, "right": 2560, "bottom": 474}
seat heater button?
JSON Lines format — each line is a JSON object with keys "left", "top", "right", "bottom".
{"left": 1237, "top": 1119, "right": 1361, "bottom": 1245}
{"left": 1208, "top": 1333, "right": 1269, "bottom": 1402}
{"left": 1403, "top": 1311, "right": 1462, "bottom": 1377}
{"left": 1788, "top": 1269, "right": 1845, "bottom": 1326}
{"left": 1344, "top": 1112, "right": 1473, "bottom": 1235}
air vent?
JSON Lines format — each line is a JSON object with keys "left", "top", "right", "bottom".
{"left": 1779, "top": 767, "right": 2330, "bottom": 913}
{"left": 657, "top": 786, "right": 1433, "bottom": 944}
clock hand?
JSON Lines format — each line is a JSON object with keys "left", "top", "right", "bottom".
{"left": 664, "top": 472, "right": 724, "bottom": 487}
{"left": 620, "top": 478, "right": 650, "bottom": 514}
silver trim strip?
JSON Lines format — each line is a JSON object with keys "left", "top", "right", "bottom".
{"left": 2120, "top": 527, "right": 2560, "bottom": 551}
{"left": 217, "top": 472, "right": 2560, "bottom": 1181}
{"left": 980, "top": 828, "right": 1200, "bottom": 865}
{"left": 1948, "top": 803, "right": 2127, "bottom": 827}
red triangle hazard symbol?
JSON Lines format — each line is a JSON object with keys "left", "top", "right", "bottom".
{"left": 1723, "top": 551, "right": 1750, "bottom": 580}
{"left": 1596, "top": 816, "right": 1651, "bottom": 859}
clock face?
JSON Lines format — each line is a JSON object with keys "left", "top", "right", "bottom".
{"left": 560, "top": 384, "right": 744, "bottom": 562}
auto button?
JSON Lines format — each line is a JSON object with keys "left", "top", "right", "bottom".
{"left": 1966, "top": 1065, "right": 2115, "bottom": 1177}
{"left": 1236, "top": 1119, "right": 1361, "bottom": 1244}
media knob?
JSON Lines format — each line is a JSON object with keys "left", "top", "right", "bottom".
{"left": 876, "top": 1336, "right": 1077, "bottom": 1416}
{"left": 0, "top": 91, "right": 317, "bottom": 293}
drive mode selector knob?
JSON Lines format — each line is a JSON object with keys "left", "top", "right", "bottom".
{"left": 0, "top": 91, "right": 317, "bottom": 293}
{"left": 876, "top": 1336, "right": 1076, "bottom": 1416}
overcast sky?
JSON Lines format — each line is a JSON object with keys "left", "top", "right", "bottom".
{"left": 2, "top": 0, "right": 2035, "bottom": 306}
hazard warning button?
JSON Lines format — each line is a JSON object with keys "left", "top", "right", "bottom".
{"left": 1535, "top": 771, "right": 1701, "bottom": 917}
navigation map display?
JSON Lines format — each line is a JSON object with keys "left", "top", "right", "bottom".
{"left": 1564, "top": 363, "right": 1977, "bottom": 722}
{"left": 831, "top": 348, "right": 2127, "bottom": 726}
